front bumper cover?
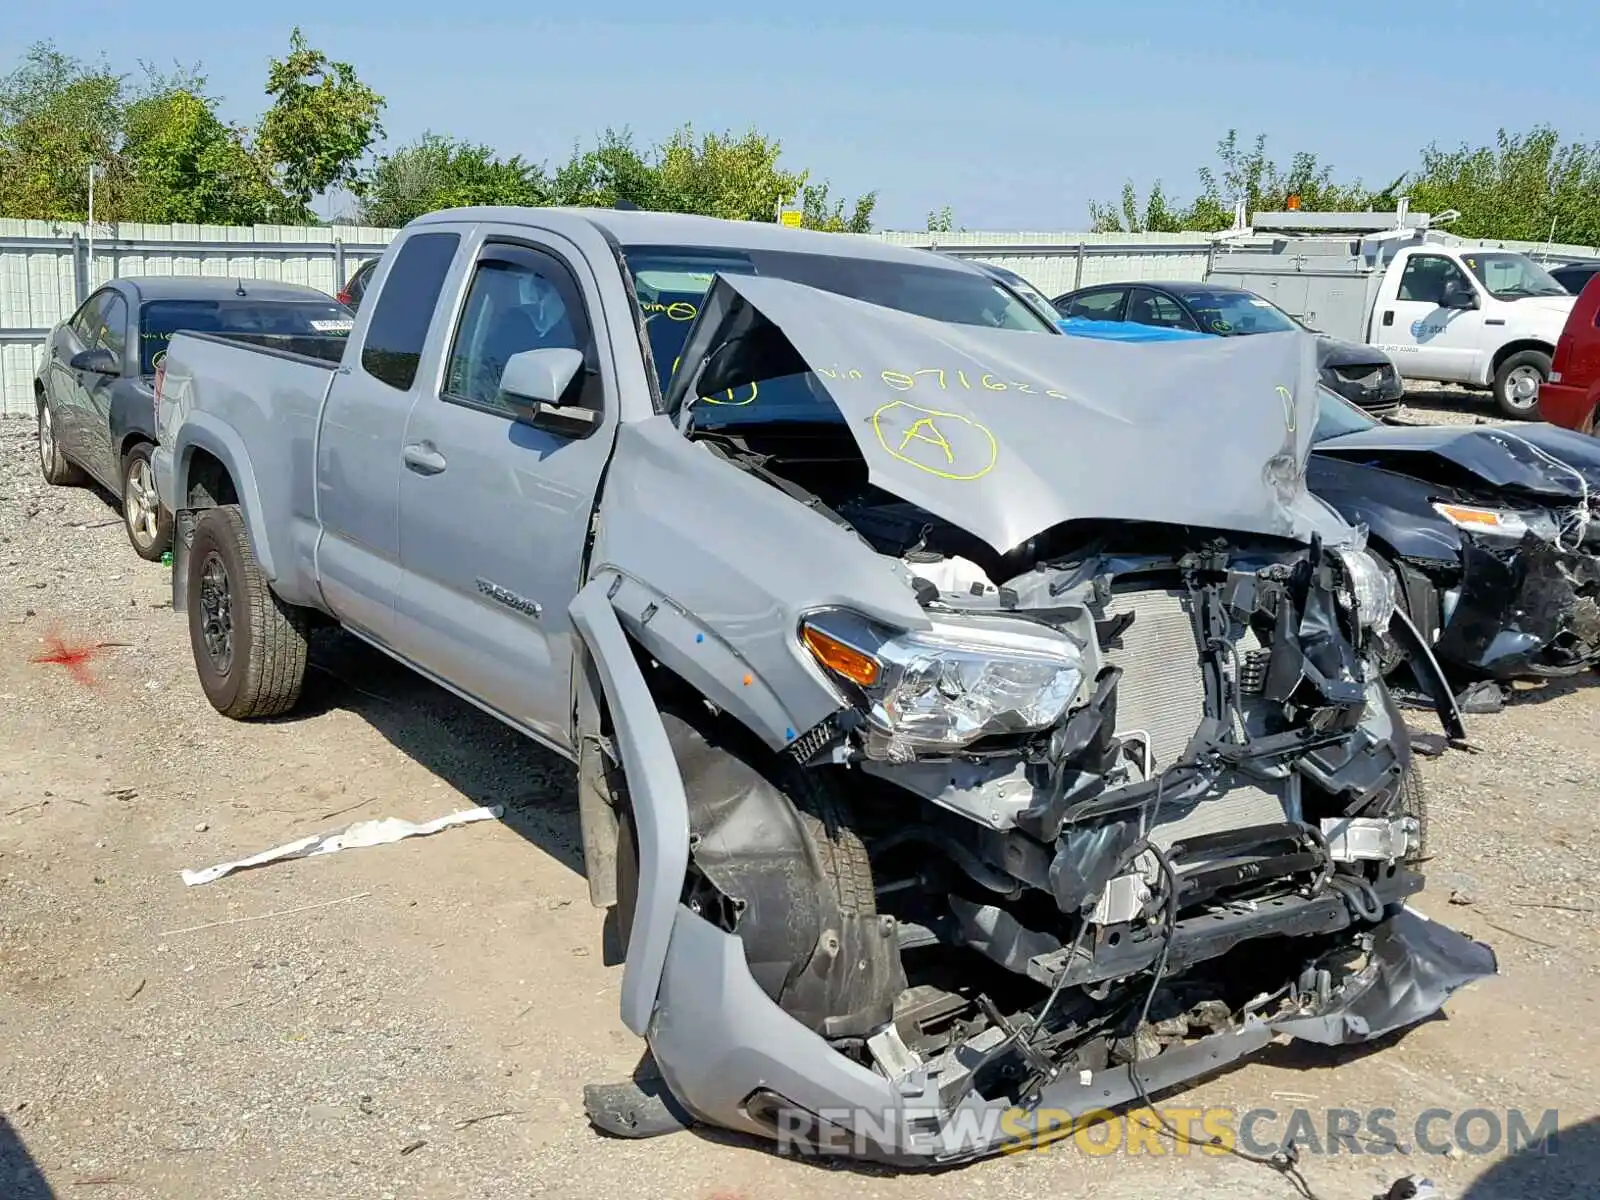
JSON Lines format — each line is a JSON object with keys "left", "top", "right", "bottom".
{"left": 628, "top": 903, "right": 1493, "bottom": 1165}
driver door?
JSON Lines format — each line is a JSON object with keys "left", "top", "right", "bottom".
{"left": 45, "top": 290, "right": 112, "bottom": 465}
{"left": 1379, "top": 253, "right": 1484, "bottom": 382}
{"left": 77, "top": 291, "right": 129, "bottom": 485}
{"left": 392, "top": 234, "right": 615, "bottom": 754}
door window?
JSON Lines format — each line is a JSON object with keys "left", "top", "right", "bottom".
{"left": 69, "top": 290, "right": 115, "bottom": 345}
{"left": 1127, "top": 288, "right": 1198, "bottom": 330}
{"left": 1397, "top": 255, "right": 1471, "bottom": 306}
{"left": 95, "top": 293, "right": 128, "bottom": 365}
{"left": 1057, "top": 288, "right": 1128, "bottom": 320}
{"left": 443, "top": 245, "right": 594, "bottom": 418}
{"left": 360, "top": 231, "right": 461, "bottom": 390}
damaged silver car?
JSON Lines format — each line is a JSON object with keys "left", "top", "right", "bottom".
{"left": 583, "top": 252, "right": 1494, "bottom": 1162}
{"left": 150, "top": 209, "right": 1494, "bottom": 1165}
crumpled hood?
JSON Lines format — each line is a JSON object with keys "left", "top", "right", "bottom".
{"left": 1316, "top": 421, "right": 1600, "bottom": 500}
{"left": 669, "top": 274, "right": 1338, "bottom": 554}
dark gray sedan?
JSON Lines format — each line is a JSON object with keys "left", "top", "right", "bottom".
{"left": 34, "top": 277, "right": 353, "bottom": 560}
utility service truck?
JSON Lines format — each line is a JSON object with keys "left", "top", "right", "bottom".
{"left": 1208, "top": 209, "right": 1576, "bottom": 418}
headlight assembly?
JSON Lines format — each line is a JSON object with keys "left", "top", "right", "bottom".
{"left": 1333, "top": 546, "right": 1398, "bottom": 632}
{"left": 800, "top": 611, "right": 1085, "bottom": 761}
{"left": 1432, "top": 501, "right": 1558, "bottom": 542}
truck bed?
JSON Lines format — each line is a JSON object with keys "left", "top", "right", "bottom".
{"left": 155, "top": 329, "right": 346, "bottom": 609}
{"left": 177, "top": 328, "right": 352, "bottom": 367}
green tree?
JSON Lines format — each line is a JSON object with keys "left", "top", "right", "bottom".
{"left": 539, "top": 123, "right": 874, "bottom": 231}
{"left": 652, "top": 125, "right": 802, "bottom": 221}
{"left": 1403, "top": 126, "right": 1600, "bottom": 245}
{"left": 0, "top": 39, "right": 338, "bottom": 224}
{"left": 547, "top": 128, "right": 659, "bottom": 209}
{"left": 257, "top": 28, "right": 385, "bottom": 209}
{"left": 121, "top": 74, "right": 295, "bottom": 224}
{"left": 1090, "top": 130, "right": 1396, "bottom": 232}
{"left": 799, "top": 179, "right": 876, "bottom": 233}
{"left": 359, "top": 132, "right": 549, "bottom": 226}
{"left": 0, "top": 43, "right": 128, "bottom": 220}
{"left": 926, "top": 205, "right": 955, "bottom": 233}
{"left": 0, "top": 38, "right": 871, "bottom": 233}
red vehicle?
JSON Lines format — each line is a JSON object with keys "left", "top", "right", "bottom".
{"left": 1539, "top": 273, "right": 1600, "bottom": 431}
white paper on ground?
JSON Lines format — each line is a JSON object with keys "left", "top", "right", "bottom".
{"left": 181, "top": 804, "right": 505, "bottom": 886}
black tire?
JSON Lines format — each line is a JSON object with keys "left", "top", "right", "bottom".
{"left": 1398, "top": 760, "right": 1430, "bottom": 863}
{"left": 784, "top": 766, "right": 877, "bottom": 916}
{"left": 120, "top": 442, "right": 173, "bottom": 562}
{"left": 186, "top": 504, "right": 310, "bottom": 719}
{"left": 614, "top": 798, "right": 639, "bottom": 956}
{"left": 37, "top": 397, "right": 85, "bottom": 486}
{"left": 611, "top": 743, "right": 876, "bottom": 959}
{"left": 1492, "top": 349, "right": 1551, "bottom": 420}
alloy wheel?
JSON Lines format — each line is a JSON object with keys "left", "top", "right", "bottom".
{"left": 198, "top": 552, "right": 234, "bottom": 676}
{"left": 38, "top": 405, "right": 54, "bottom": 470}
{"left": 123, "top": 457, "right": 162, "bottom": 548}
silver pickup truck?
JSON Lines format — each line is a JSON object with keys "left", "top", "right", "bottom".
{"left": 152, "top": 207, "right": 1491, "bottom": 1164}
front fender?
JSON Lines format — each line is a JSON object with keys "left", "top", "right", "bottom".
{"left": 569, "top": 577, "right": 692, "bottom": 1035}
{"left": 1308, "top": 457, "right": 1465, "bottom": 564}
{"left": 590, "top": 418, "right": 929, "bottom": 751}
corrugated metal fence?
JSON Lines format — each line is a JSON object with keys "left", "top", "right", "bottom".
{"left": 5, "top": 217, "right": 1598, "bottom": 416}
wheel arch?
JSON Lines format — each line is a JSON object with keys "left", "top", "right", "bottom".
{"left": 1491, "top": 338, "right": 1555, "bottom": 376}
{"left": 170, "top": 417, "right": 271, "bottom": 577}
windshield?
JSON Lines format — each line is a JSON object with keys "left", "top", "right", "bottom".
{"left": 622, "top": 245, "right": 1054, "bottom": 428}
{"left": 139, "top": 298, "right": 354, "bottom": 374}
{"left": 1312, "top": 385, "right": 1380, "bottom": 443}
{"left": 1180, "top": 289, "right": 1301, "bottom": 336}
{"left": 1460, "top": 252, "right": 1568, "bottom": 300}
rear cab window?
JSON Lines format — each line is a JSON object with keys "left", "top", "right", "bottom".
{"left": 140, "top": 297, "right": 354, "bottom": 374}
{"left": 361, "top": 231, "right": 462, "bottom": 390}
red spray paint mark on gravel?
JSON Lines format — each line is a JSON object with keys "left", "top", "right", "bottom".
{"left": 30, "top": 633, "right": 112, "bottom": 687}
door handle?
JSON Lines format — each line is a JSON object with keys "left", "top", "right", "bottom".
{"left": 402, "top": 442, "right": 447, "bottom": 475}
{"left": 1382, "top": 310, "right": 1395, "bottom": 327}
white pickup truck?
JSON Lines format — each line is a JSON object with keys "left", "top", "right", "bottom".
{"left": 1209, "top": 210, "right": 1577, "bottom": 418}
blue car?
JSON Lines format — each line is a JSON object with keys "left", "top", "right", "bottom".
{"left": 1055, "top": 317, "right": 1213, "bottom": 342}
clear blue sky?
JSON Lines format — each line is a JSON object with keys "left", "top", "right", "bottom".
{"left": 15, "top": 1, "right": 1597, "bottom": 229}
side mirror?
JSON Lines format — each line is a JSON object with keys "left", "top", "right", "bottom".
{"left": 499, "top": 347, "right": 598, "bottom": 437}
{"left": 1440, "top": 279, "right": 1479, "bottom": 310}
{"left": 69, "top": 347, "right": 119, "bottom": 374}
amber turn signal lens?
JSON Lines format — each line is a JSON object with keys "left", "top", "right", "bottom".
{"left": 1434, "top": 504, "right": 1503, "bottom": 529}
{"left": 801, "top": 625, "right": 880, "bottom": 687}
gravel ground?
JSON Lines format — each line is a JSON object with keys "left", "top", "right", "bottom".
{"left": 1, "top": 394, "right": 1596, "bottom": 1200}
{"left": 1391, "top": 387, "right": 1514, "bottom": 428}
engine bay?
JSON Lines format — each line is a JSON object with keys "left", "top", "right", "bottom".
{"left": 664, "top": 418, "right": 1428, "bottom": 1117}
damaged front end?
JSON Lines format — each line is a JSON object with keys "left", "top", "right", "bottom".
{"left": 1413, "top": 509, "right": 1600, "bottom": 679}
{"left": 1315, "top": 420, "right": 1600, "bottom": 680}
{"left": 580, "top": 275, "right": 1493, "bottom": 1163}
